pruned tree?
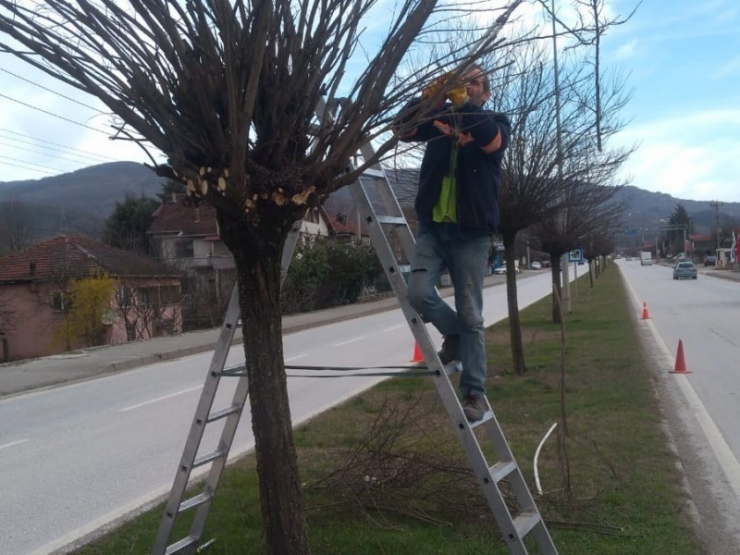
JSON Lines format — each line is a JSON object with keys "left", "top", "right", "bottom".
{"left": 0, "top": 0, "right": 525, "bottom": 551}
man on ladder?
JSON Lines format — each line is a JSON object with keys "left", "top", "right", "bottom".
{"left": 396, "top": 64, "right": 511, "bottom": 423}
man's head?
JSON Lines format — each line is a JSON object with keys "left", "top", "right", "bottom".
{"left": 464, "top": 65, "right": 491, "bottom": 107}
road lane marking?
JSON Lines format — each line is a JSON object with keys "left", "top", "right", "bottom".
{"left": 285, "top": 354, "right": 308, "bottom": 362}
{"left": 119, "top": 385, "right": 202, "bottom": 412}
{"left": 0, "top": 439, "right": 29, "bottom": 452}
{"left": 333, "top": 335, "right": 367, "bottom": 347}
{"left": 383, "top": 324, "right": 406, "bottom": 332}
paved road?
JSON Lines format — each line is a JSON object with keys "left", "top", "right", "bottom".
{"left": 617, "top": 260, "right": 740, "bottom": 555}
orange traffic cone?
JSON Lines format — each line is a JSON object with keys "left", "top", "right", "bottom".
{"left": 410, "top": 342, "right": 424, "bottom": 363}
{"left": 669, "top": 339, "right": 691, "bottom": 374}
{"left": 641, "top": 302, "right": 650, "bottom": 320}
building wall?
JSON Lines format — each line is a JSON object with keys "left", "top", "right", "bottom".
{"left": 0, "top": 278, "right": 183, "bottom": 362}
{"left": 0, "top": 282, "right": 73, "bottom": 360}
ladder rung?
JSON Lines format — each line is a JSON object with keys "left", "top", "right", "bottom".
{"left": 489, "top": 460, "right": 517, "bottom": 483}
{"left": 221, "top": 363, "right": 246, "bottom": 377}
{"left": 165, "top": 536, "right": 197, "bottom": 555}
{"left": 376, "top": 215, "right": 407, "bottom": 225}
{"left": 469, "top": 410, "right": 494, "bottom": 429}
{"left": 179, "top": 491, "right": 212, "bottom": 513}
{"left": 193, "top": 449, "right": 225, "bottom": 469}
{"left": 361, "top": 167, "right": 385, "bottom": 178}
{"left": 444, "top": 361, "right": 462, "bottom": 375}
{"left": 513, "top": 509, "right": 541, "bottom": 539}
{"left": 206, "top": 405, "right": 241, "bottom": 423}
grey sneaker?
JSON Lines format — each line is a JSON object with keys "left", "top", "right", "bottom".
{"left": 438, "top": 335, "right": 461, "bottom": 365}
{"left": 462, "top": 392, "right": 488, "bottom": 423}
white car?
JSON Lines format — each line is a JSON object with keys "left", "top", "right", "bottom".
{"left": 531, "top": 261, "right": 542, "bottom": 270}
{"left": 494, "top": 264, "right": 520, "bottom": 275}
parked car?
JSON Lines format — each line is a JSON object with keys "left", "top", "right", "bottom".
{"left": 493, "top": 264, "right": 520, "bottom": 275}
{"left": 704, "top": 255, "right": 717, "bottom": 266}
{"left": 673, "top": 261, "right": 698, "bottom": 280}
{"left": 531, "top": 261, "right": 542, "bottom": 270}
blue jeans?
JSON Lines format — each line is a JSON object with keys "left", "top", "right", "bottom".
{"left": 407, "top": 222, "right": 490, "bottom": 396}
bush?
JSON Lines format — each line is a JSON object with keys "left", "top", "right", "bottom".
{"left": 282, "top": 238, "right": 384, "bottom": 314}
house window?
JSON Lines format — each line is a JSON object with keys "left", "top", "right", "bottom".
{"left": 51, "top": 291, "right": 71, "bottom": 312}
{"left": 138, "top": 286, "right": 159, "bottom": 306}
{"left": 117, "top": 288, "right": 132, "bottom": 307}
{"left": 160, "top": 286, "right": 181, "bottom": 305}
{"left": 175, "top": 240, "right": 194, "bottom": 258}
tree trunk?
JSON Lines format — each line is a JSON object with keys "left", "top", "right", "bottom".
{"left": 219, "top": 210, "right": 309, "bottom": 555}
{"left": 503, "top": 236, "right": 526, "bottom": 376}
{"left": 551, "top": 256, "right": 563, "bottom": 325}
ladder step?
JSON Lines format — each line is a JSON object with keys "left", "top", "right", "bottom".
{"left": 469, "top": 410, "right": 494, "bottom": 429}
{"left": 489, "top": 460, "right": 517, "bottom": 483}
{"left": 164, "top": 536, "right": 197, "bottom": 555}
{"left": 513, "top": 509, "right": 541, "bottom": 539}
{"left": 206, "top": 405, "right": 241, "bottom": 423}
{"left": 375, "top": 215, "right": 407, "bottom": 225}
{"left": 178, "top": 491, "right": 212, "bottom": 513}
{"left": 220, "top": 363, "right": 246, "bottom": 377}
{"left": 193, "top": 449, "right": 225, "bottom": 469}
{"left": 361, "top": 167, "right": 385, "bottom": 178}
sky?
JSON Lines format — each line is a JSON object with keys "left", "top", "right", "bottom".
{"left": 0, "top": 0, "right": 738, "bottom": 205}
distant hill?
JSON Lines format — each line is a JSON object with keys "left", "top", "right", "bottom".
{"left": 0, "top": 161, "right": 163, "bottom": 215}
{"left": 2, "top": 162, "right": 739, "bottom": 243}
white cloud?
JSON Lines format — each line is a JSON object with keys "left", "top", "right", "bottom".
{"left": 613, "top": 38, "right": 638, "bottom": 60}
{"left": 614, "top": 109, "right": 740, "bottom": 202}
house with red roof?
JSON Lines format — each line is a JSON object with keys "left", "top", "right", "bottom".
{"left": 0, "top": 235, "right": 184, "bottom": 361}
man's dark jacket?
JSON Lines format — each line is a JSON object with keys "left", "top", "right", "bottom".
{"left": 398, "top": 99, "right": 510, "bottom": 236}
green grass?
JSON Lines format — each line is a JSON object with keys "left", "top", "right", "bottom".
{"left": 74, "top": 265, "right": 700, "bottom": 555}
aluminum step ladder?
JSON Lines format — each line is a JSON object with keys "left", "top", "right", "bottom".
{"left": 151, "top": 220, "right": 303, "bottom": 555}
{"left": 337, "top": 144, "right": 559, "bottom": 554}
{"left": 154, "top": 99, "right": 557, "bottom": 554}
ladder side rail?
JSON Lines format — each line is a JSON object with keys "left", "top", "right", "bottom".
{"left": 348, "top": 175, "right": 554, "bottom": 554}
{"left": 153, "top": 287, "right": 242, "bottom": 553}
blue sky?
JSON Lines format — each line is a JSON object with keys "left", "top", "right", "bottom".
{"left": 0, "top": 0, "right": 738, "bottom": 205}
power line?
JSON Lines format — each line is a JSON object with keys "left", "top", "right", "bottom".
{"left": 0, "top": 155, "right": 64, "bottom": 173}
{"left": 0, "top": 128, "right": 117, "bottom": 161}
{"left": 0, "top": 92, "right": 110, "bottom": 135}
{"left": 0, "top": 67, "right": 105, "bottom": 113}
{"left": 0, "top": 160, "right": 56, "bottom": 176}
{"left": 0, "top": 139, "right": 111, "bottom": 165}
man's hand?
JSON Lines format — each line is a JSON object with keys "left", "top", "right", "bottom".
{"left": 422, "top": 74, "right": 450, "bottom": 105}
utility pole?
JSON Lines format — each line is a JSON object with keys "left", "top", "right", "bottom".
{"left": 710, "top": 200, "right": 724, "bottom": 255}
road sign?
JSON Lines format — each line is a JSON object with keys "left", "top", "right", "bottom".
{"left": 567, "top": 248, "right": 584, "bottom": 263}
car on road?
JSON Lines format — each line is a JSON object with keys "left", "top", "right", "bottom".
{"left": 673, "top": 261, "right": 698, "bottom": 280}
{"left": 531, "top": 261, "right": 542, "bottom": 270}
{"left": 704, "top": 255, "right": 717, "bottom": 266}
{"left": 493, "top": 264, "right": 520, "bottom": 275}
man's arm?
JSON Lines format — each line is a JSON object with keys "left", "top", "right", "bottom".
{"left": 393, "top": 99, "right": 445, "bottom": 142}
{"left": 458, "top": 104, "right": 511, "bottom": 155}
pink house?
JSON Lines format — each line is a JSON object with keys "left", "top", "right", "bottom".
{"left": 0, "top": 235, "right": 184, "bottom": 362}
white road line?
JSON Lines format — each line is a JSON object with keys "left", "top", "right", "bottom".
{"left": 383, "top": 324, "right": 406, "bottom": 332}
{"left": 333, "top": 335, "right": 367, "bottom": 347}
{"left": 119, "top": 385, "right": 202, "bottom": 412}
{"left": 285, "top": 353, "right": 308, "bottom": 362}
{"left": 0, "top": 439, "right": 29, "bottom": 452}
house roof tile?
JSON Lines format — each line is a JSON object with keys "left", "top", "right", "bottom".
{"left": 0, "top": 235, "right": 185, "bottom": 283}
{"left": 147, "top": 196, "right": 218, "bottom": 236}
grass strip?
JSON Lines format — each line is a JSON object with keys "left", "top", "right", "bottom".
{"left": 74, "top": 265, "right": 700, "bottom": 554}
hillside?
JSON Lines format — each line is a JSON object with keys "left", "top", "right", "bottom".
{"left": 2, "top": 162, "right": 739, "bottom": 242}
